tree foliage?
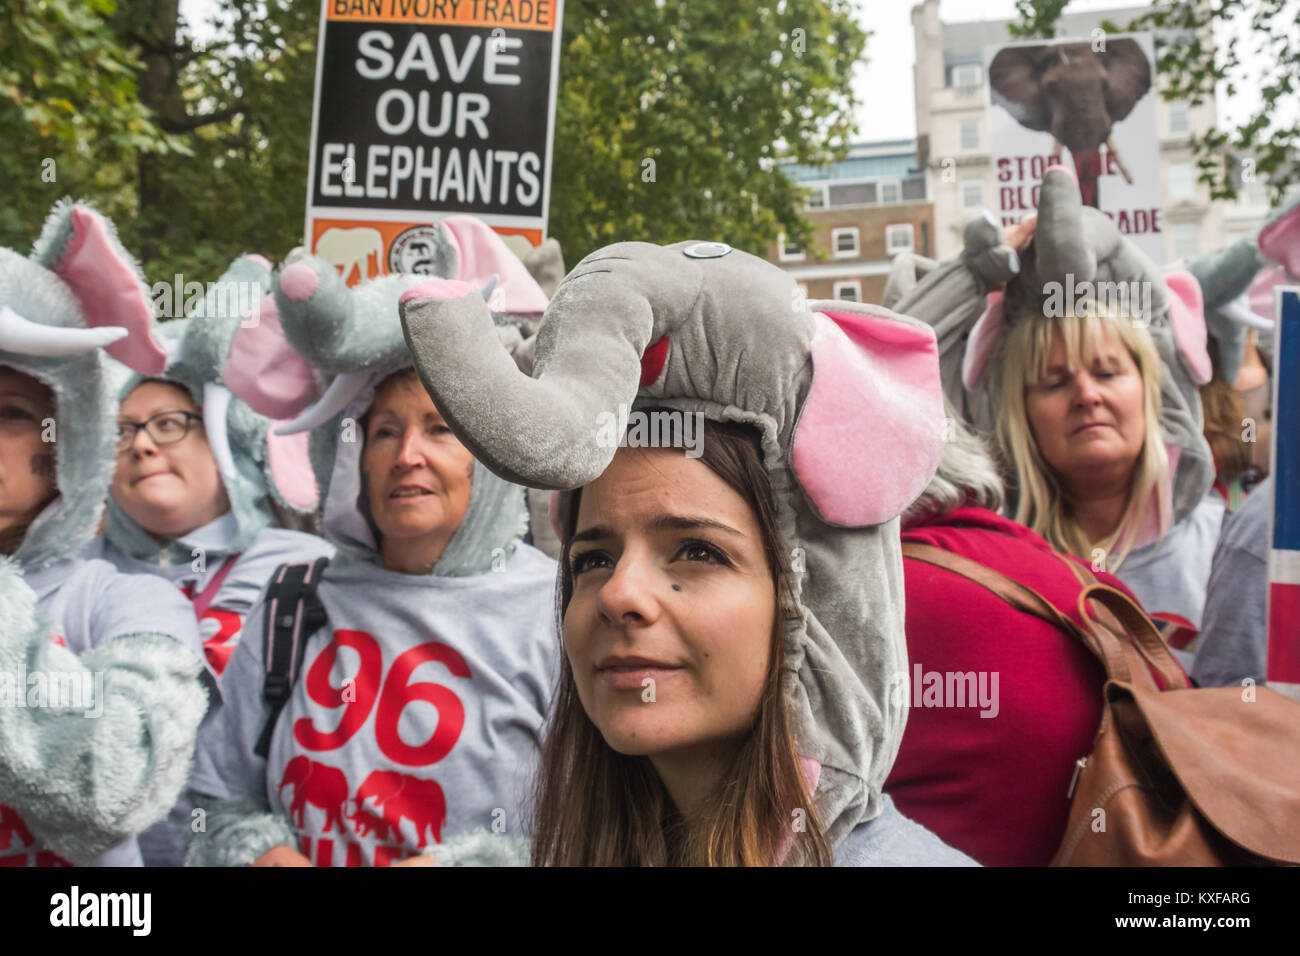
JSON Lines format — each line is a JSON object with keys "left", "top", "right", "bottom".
{"left": 1011, "top": 0, "right": 1298, "bottom": 205}
{"left": 0, "top": 0, "right": 865, "bottom": 279}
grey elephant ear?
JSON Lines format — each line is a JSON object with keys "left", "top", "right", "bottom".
{"left": 1102, "top": 38, "right": 1152, "bottom": 122}
{"left": 989, "top": 46, "right": 1051, "bottom": 131}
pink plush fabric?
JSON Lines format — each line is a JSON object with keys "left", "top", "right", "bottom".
{"left": 1163, "top": 270, "right": 1212, "bottom": 385}
{"left": 441, "top": 216, "right": 549, "bottom": 315}
{"left": 53, "top": 207, "right": 167, "bottom": 374}
{"left": 1249, "top": 264, "right": 1291, "bottom": 320}
{"left": 246, "top": 254, "right": 272, "bottom": 270}
{"left": 1259, "top": 203, "right": 1300, "bottom": 277}
{"left": 793, "top": 310, "right": 944, "bottom": 527}
{"left": 267, "top": 425, "right": 321, "bottom": 510}
{"left": 397, "top": 278, "right": 477, "bottom": 304}
{"left": 961, "top": 291, "right": 1005, "bottom": 390}
{"left": 223, "top": 294, "right": 320, "bottom": 419}
{"left": 280, "top": 262, "right": 321, "bottom": 302}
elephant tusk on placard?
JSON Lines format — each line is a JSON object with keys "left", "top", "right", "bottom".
{"left": 1106, "top": 137, "right": 1135, "bottom": 185}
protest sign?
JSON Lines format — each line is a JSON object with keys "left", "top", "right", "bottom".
{"left": 984, "top": 32, "right": 1164, "bottom": 265}
{"left": 305, "top": 0, "right": 564, "bottom": 283}
{"left": 1268, "top": 286, "right": 1300, "bottom": 700}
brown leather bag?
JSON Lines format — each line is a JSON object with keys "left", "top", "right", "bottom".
{"left": 902, "top": 540, "right": 1300, "bottom": 866}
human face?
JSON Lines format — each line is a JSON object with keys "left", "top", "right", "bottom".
{"left": 563, "top": 446, "right": 776, "bottom": 769}
{"left": 0, "top": 365, "right": 56, "bottom": 538}
{"left": 361, "top": 373, "right": 474, "bottom": 574}
{"left": 1025, "top": 328, "right": 1146, "bottom": 489}
{"left": 113, "top": 381, "right": 230, "bottom": 539}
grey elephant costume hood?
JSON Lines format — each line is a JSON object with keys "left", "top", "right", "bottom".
{"left": 98, "top": 253, "right": 322, "bottom": 566}
{"left": 889, "top": 165, "right": 1216, "bottom": 535}
{"left": 399, "top": 239, "right": 949, "bottom": 846}
{"left": 222, "top": 215, "right": 549, "bottom": 570}
{"left": 0, "top": 199, "right": 206, "bottom": 865}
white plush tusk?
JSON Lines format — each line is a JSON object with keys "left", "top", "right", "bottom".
{"left": 1220, "top": 297, "right": 1275, "bottom": 332}
{"left": 203, "top": 382, "right": 238, "bottom": 480}
{"left": 1105, "top": 137, "right": 1134, "bottom": 185}
{"left": 479, "top": 274, "right": 499, "bottom": 302}
{"left": 0, "top": 305, "right": 128, "bottom": 356}
{"left": 274, "top": 370, "right": 370, "bottom": 435}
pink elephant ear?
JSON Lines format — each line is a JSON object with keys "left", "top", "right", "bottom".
{"left": 792, "top": 308, "right": 944, "bottom": 527}
{"left": 1249, "top": 264, "right": 1290, "bottom": 321}
{"left": 1259, "top": 202, "right": 1300, "bottom": 277}
{"left": 961, "top": 290, "right": 1005, "bottom": 390}
{"left": 50, "top": 206, "right": 167, "bottom": 374}
{"left": 440, "top": 216, "right": 549, "bottom": 315}
{"left": 266, "top": 426, "right": 320, "bottom": 511}
{"left": 223, "top": 293, "right": 321, "bottom": 419}
{"left": 1163, "top": 269, "right": 1212, "bottom": 385}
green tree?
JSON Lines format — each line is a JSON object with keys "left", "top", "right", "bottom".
{"left": 2, "top": 0, "right": 866, "bottom": 277}
{"left": 548, "top": 1, "right": 868, "bottom": 262}
{"left": 1010, "top": 0, "right": 1298, "bottom": 205}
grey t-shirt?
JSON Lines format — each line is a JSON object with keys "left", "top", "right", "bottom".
{"left": 190, "top": 545, "right": 559, "bottom": 866}
{"left": 835, "top": 794, "right": 980, "bottom": 867}
{"left": 1116, "top": 492, "right": 1226, "bottom": 632}
{"left": 3, "top": 557, "right": 202, "bottom": 868}
{"left": 1192, "top": 477, "right": 1271, "bottom": 689}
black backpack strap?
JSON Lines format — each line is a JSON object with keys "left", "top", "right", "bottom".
{"left": 254, "top": 557, "right": 330, "bottom": 758}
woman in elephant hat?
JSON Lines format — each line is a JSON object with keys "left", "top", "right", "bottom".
{"left": 186, "top": 216, "right": 559, "bottom": 867}
{"left": 892, "top": 165, "right": 1225, "bottom": 644}
{"left": 0, "top": 199, "right": 208, "bottom": 867}
{"left": 86, "top": 252, "right": 334, "bottom": 865}
{"left": 399, "top": 239, "right": 976, "bottom": 865}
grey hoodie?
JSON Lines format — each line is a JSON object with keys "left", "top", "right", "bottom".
{"left": 187, "top": 230, "right": 560, "bottom": 866}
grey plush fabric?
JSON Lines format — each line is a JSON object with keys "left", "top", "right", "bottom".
{"left": 400, "top": 240, "right": 948, "bottom": 847}
{"left": 0, "top": 200, "right": 208, "bottom": 864}
{"left": 183, "top": 795, "right": 300, "bottom": 867}
{"left": 425, "top": 828, "right": 531, "bottom": 867}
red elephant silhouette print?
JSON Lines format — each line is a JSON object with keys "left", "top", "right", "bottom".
{"left": 278, "top": 627, "right": 470, "bottom": 864}
{"left": 278, "top": 756, "right": 350, "bottom": 833}
{"left": 0, "top": 804, "right": 33, "bottom": 854}
{"left": 352, "top": 770, "right": 447, "bottom": 847}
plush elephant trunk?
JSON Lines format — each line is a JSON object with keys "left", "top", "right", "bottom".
{"left": 1188, "top": 238, "right": 1268, "bottom": 307}
{"left": 401, "top": 260, "right": 668, "bottom": 490}
{"left": 1035, "top": 166, "right": 1097, "bottom": 290}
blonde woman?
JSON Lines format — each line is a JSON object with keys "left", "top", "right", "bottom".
{"left": 913, "top": 166, "right": 1224, "bottom": 642}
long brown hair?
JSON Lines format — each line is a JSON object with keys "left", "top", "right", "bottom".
{"left": 531, "top": 415, "right": 833, "bottom": 866}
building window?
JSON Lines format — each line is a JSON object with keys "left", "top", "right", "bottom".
{"left": 1169, "top": 102, "right": 1190, "bottom": 135}
{"left": 834, "top": 280, "right": 861, "bottom": 302}
{"left": 886, "top": 224, "right": 915, "bottom": 254}
{"left": 805, "top": 187, "right": 826, "bottom": 210}
{"left": 952, "top": 64, "right": 982, "bottom": 88}
{"left": 832, "top": 227, "right": 860, "bottom": 258}
{"left": 961, "top": 180, "right": 983, "bottom": 210}
{"left": 1172, "top": 223, "right": 1199, "bottom": 260}
{"left": 1169, "top": 162, "right": 1197, "bottom": 200}
{"left": 778, "top": 233, "right": 804, "bottom": 262}
{"left": 879, "top": 179, "right": 902, "bottom": 204}
{"left": 960, "top": 118, "right": 980, "bottom": 151}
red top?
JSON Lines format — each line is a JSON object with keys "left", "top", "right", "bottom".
{"left": 885, "top": 506, "right": 1159, "bottom": 867}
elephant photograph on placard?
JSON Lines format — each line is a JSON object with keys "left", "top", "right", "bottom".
{"left": 988, "top": 37, "right": 1153, "bottom": 209}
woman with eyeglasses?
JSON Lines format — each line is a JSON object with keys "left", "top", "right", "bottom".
{"left": 89, "top": 256, "right": 333, "bottom": 865}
